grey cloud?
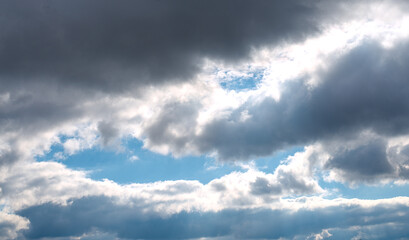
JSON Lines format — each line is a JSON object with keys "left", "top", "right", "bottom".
{"left": 250, "top": 177, "right": 282, "bottom": 196}
{"left": 251, "top": 171, "right": 318, "bottom": 197}
{"left": 325, "top": 140, "right": 394, "bottom": 182}
{"left": 17, "top": 196, "right": 409, "bottom": 240}
{"left": 276, "top": 170, "right": 318, "bottom": 195}
{"left": 0, "top": 149, "right": 20, "bottom": 167}
{"left": 265, "top": 130, "right": 409, "bottom": 184}
{"left": 210, "top": 182, "right": 227, "bottom": 192}
{"left": 0, "top": 0, "right": 337, "bottom": 93}
{"left": 97, "top": 121, "right": 119, "bottom": 146}
{"left": 144, "top": 101, "right": 201, "bottom": 154}
{"left": 191, "top": 40, "right": 409, "bottom": 161}
{"left": 389, "top": 145, "right": 409, "bottom": 179}
{"left": 398, "top": 165, "right": 409, "bottom": 179}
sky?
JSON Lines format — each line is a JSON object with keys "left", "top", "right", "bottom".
{"left": 1, "top": 0, "right": 409, "bottom": 239}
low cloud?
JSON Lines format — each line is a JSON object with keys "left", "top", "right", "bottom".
{"left": 17, "top": 195, "right": 409, "bottom": 240}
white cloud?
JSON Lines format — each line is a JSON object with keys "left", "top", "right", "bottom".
{"left": 128, "top": 155, "right": 139, "bottom": 162}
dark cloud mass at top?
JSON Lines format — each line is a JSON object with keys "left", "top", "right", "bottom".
{"left": 0, "top": 0, "right": 333, "bottom": 92}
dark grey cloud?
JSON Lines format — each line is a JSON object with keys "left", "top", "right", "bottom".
{"left": 17, "top": 196, "right": 409, "bottom": 240}
{"left": 193, "top": 40, "right": 409, "bottom": 161}
{"left": 0, "top": 0, "right": 338, "bottom": 93}
{"left": 325, "top": 140, "right": 394, "bottom": 182}
{"left": 319, "top": 136, "right": 409, "bottom": 183}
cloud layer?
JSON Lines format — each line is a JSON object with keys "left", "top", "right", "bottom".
{"left": 18, "top": 196, "right": 409, "bottom": 240}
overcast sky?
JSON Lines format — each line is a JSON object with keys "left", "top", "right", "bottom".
{"left": 2, "top": 1, "right": 409, "bottom": 239}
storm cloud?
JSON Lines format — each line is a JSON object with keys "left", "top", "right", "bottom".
{"left": 0, "top": 0, "right": 339, "bottom": 92}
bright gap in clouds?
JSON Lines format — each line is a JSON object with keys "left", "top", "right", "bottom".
{"left": 218, "top": 70, "right": 264, "bottom": 91}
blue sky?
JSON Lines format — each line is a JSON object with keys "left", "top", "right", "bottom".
{"left": 2, "top": 1, "right": 409, "bottom": 240}
{"left": 37, "top": 138, "right": 302, "bottom": 184}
